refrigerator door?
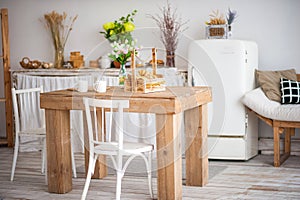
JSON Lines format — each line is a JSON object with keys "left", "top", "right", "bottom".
{"left": 188, "top": 39, "right": 257, "bottom": 136}
{"left": 188, "top": 39, "right": 258, "bottom": 160}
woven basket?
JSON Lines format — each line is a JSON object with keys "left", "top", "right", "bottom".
{"left": 206, "top": 24, "right": 228, "bottom": 39}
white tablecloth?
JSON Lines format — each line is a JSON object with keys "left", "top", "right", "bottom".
{"left": 15, "top": 68, "right": 185, "bottom": 152}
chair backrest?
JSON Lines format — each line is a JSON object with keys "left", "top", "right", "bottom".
{"left": 83, "top": 97, "right": 129, "bottom": 154}
{"left": 11, "top": 86, "right": 44, "bottom": 133}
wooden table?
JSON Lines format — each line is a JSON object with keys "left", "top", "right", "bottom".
{"left": 40, "top": 86, "right": 212, "bottom": 199}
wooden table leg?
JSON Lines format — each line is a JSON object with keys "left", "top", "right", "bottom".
{"left": 45, "top": 109, "right": 72, "bottom": 193}
{"left": 156, "top": 113, "right": 182, "bottom": 200}
{"left": 83, "top": 111, "right": 107, "bottom": 179}
{"left": 185, "top": 105, "right": 208, "bottom": 186}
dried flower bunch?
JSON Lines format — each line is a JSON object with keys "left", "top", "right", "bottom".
{"left": 100, "top": 10, "right": 137, "bottom": 43}
{"left": 149, "top": 1, "right": 188, "bottom": 67}
{"left": 43, "top": 11, "right": 77, "bottom": 51}
{"left": 206, "top": 10, "right": 226, "bottom": 25}
{"left": 226, "top": 8, "right": 237, "bottom": 25}
{"left": 43, "top": 11, "right": 77, "bottom": 68}
{"left": 206, "top": 8, "right": 237, "bottom": 26}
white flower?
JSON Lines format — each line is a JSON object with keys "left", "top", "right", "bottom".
{"left": 108, "top": 39, "right": 140, "bottom": 64}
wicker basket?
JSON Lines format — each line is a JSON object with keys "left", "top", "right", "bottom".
{"left": 206, "top": 24, "right": 228, "bottom": 39}
{"left": 124, "top": 74, "right": 166, "bottom": 93}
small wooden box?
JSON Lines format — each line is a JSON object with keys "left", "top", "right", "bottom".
{"left": 70, "top": 52, "right": 84, "bottom": 68}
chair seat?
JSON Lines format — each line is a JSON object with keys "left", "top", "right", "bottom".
{"left": 19, "top": 128, "right": 46, "bottom": 137}
{"left": 94, "top": 141, "right": 153, "bottom": 155}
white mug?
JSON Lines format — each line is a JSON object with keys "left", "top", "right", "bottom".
{"left": 93, "top": 80, "right": 107, "bottom": 93}
{"left": 76, "top": 80, "right": 88, "bottom": 92}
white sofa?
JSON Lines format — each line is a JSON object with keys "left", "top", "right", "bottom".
{"left": 242, "top": 74, "right": 300, "bottom": 167}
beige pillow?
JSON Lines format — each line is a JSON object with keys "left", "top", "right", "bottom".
{"left": 255, "top": 69, "right": 297, "bottom": 102}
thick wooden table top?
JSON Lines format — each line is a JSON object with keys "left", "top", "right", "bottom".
{"left": 40, "top": 86, "right": 212, "bottom": 114}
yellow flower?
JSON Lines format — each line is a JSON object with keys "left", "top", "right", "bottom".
{"left": 109, "top": 29, "right": 115, "bottom": 35}
{"left": 103, "top": 22, "right": 115, "bottom": 31}
{"left": 100, "top": 10, "right": 137, "bottom": 43}
{"left": 124, "top": 22, "right": 135, "bottom": 32}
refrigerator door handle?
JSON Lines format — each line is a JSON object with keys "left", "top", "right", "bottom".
{"left": 245, "top": 113, "right": 249, "bottom": 128}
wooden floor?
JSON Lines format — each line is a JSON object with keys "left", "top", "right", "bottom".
{"left": 0, "top": 147, "right": 300, "bottom": 200}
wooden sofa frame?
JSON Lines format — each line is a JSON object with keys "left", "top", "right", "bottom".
{"left": 248, "top": 74, "right": 300, "bottom": 167}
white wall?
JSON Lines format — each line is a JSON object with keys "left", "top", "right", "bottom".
{"left": 1, "top": 0, "right": 300, "bottom": 138}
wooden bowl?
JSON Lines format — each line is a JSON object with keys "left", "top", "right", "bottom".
{"left": 19, "top": 57, "right": 41, "bottom": 69}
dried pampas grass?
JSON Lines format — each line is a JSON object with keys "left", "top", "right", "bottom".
{"left": 42, "top": 11, "right": 78, "bottom": 51}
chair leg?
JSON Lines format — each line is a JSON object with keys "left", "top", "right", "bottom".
{"left": 115, "top": 152, "right": 124, "bottom": 200}
{"left": 273, "top": 126, "right": 280, "bottom": 167}
{"left": 10, "top": 137, "right": 20, "bottom": 181}
{"left": 41, "top": 138, "right": 46, "bottom": 174}
{"left": 285, "top": 128, "right": 292, "bottom": 155}
{"left": 43, "top": 138, "right": 48, "bottom": 185}
{"left": 71, "top": 142, "right": 77, "bottom": 178}
{"left": 147, "top": 151, "right": 153, "bottom": 198}
{"left": 116, "top": 170, "right": 123, "bottom": 200}
{"left": 81, "top": 157, "right": 96, "bottom": 200}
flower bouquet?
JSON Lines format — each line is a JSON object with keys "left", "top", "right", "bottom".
{"left": 108, "top": 39, "right": 138, "bottom": 85}
{"left": 108, "top": 39, "right": 137, "bottom": 66}
{"left": 100, "top": 10, "right": 137, "bottom": 43}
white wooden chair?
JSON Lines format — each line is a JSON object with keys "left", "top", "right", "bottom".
{"left": 81, "top": 97, "right": 154, "bottom": 200}
{"left": 10, "top": 86, "right": 77, "bottom": 181}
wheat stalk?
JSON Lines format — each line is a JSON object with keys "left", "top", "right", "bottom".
{"left": 43, "top": 11, "right": 78, "bottom": 50}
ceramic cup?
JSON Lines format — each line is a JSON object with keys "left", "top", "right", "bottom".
{"left": 76, "top": 80, "right": 88, "bottom": 92}
{"left": 93, "top": 80, "right": 107, "bottom": 93}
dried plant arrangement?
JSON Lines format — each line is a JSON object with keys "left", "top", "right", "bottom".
{"left": 42, "top": 11, "right": 78, "bottom": 68}
{"left": 226, "top": 8, "right": 238, "bottom": 26}
{"left": 149, "top": 1, "right": 188, "bottom": 67}
{"left": 205, "top": 9, "right": 228, "bottom": 39}
{"left": 205, "top": 9, "right": 226, "bottom": 25}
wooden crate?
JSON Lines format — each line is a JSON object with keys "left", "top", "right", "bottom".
{"left": 206, "top": 24, "right": 228, "bottom": 39}
{"left": 124, "top": 74, "right": 166, "bottom": 93}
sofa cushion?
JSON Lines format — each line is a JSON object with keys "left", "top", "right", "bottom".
{"left": 242, "top": 87, "right": 300, "bottom": 121}
{"left": 280, "top": 77, "right": 300, "bottom": 104}
{"left": 255, "top": 69, "right": 297, "bottom": 102}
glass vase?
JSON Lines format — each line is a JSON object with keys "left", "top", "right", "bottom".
{"left": 54, "top": 47, "right": 64, "bottom": 68}
{"left": 166, "top": 50, "right": 175, "bottom": 67}
{"left": 228, "top": 25, "right": 233, "bottom": 38}
{"left": 119, "top": 63, "right": 127, "bottom": 86}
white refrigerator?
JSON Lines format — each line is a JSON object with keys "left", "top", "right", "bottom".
{"left": 188, "top": 39, "right": 258, "bottom": 160}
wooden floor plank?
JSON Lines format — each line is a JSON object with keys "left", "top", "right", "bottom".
{"left": 0, "top": 147, "right": 300, "bottom": 199}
